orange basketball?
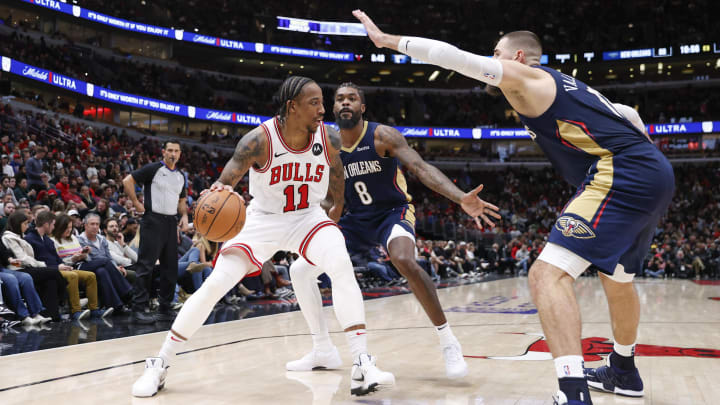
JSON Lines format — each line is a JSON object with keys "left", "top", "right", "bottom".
{"left": 193, "top": 189, "right": 246, "bottom": 242}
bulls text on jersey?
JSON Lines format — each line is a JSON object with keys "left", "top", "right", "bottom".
{"left": 269, "top": 162, "right": 325, "bottom": 186}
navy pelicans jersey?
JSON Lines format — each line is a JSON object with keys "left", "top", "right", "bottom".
{"left": 340, "top": 120, "right": 412, "bottom": 215}
{"left": 517, "top": 66, "right": 674, "bottom": 276}
{"left": 248, "top": 117, "right": 331, "bottom": 214}
{"left": 518, "top": 66, "right": 652, "bottom": 187}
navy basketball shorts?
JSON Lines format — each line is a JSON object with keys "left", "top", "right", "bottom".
{"left": 548, "top": 145, "right": 674, "bottom": 276}
{"left": 339, "top": 205, "right": 416, "bottom": 255}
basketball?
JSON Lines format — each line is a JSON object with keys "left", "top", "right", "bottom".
{"left": 193, "top": 189, "right": 246, "bottom": 242}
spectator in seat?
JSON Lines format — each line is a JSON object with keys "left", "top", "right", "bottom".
{"left": 79, "top": 185, "right": 96, "bottom": 210}
{"left": 0, "top": 238, "right": 47, "bottom": 325}
{"left": 515, "top": 243, "right": 531, "bottom": 276}
{"left": 76, "top": 213, "right": 133, "bottom": 311}
{"left": 103, "top": 218, "right": 137, "bottom": 282}
{"left": 1, "top": 154, "right": 13, "bottom": 178}
{"left": 367, "top": 245, "right": 400, "bottom": 284}
{"left": 14, "top": 178, "right": 35, "bottom": 202}
{"left": 1, "top": 210, "right": 64, "bottom": 321}
{"left": 0, "top": 201, "right": 15, "bottom": 231}
{"left": 644, "top": 254, "right": 666, "bottom": 278}
{"left": 25, "top": 211, "right": 106, "bottom": 320}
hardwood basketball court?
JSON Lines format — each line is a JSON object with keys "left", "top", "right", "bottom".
{"left": 1, "top": 277, "right": 718, "bottom": 404}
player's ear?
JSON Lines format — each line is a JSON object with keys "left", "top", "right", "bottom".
{"left": 361, "top": 103, "right": 366, "bottom": 115}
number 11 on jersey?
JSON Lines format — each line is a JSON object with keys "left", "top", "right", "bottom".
{"left": 283, "top": 184, "right": 310, "bottom": 212}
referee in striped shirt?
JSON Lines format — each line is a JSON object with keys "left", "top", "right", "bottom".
{"left": 123, "top": 141, "right": 188, "bottom": 324}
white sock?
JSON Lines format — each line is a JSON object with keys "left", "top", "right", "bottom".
{"left": 312, "top": 333, "right": 334, "bottom": 352}
{"left": 345, "top": 329, "right": 367, "bottom": 360}
{"left": 554, "top": 355, "right": 585, "bottom": 379}
{"left": 436, "top": 322, "right": 456, "bottom": 347}
{"left": 158, "top": 330, "right": 186, "bottom": 366}
{"left": 613, "top": 341, "right": 635, "bottom": 357}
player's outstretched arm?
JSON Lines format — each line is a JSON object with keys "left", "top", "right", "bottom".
{"left": 322, "top": 125, "right": 345, "bottom": 222}
{"left": 213, "top": 127, "right": 268, "bottom": 192}
{"left": 376, "top": 125, "right": 501, "bottom": 228}
{"left": 353, "top": 9, "right": 537, "bottom": 90}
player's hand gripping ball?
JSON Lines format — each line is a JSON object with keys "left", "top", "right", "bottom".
{"left": 193, "top": 189, "right": 246, "bottom": 242}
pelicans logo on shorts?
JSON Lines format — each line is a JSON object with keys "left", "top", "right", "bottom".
{"left": 555, "top": 216, "right": 596, "bottom": 239}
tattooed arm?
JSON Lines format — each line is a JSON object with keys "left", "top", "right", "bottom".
{"left": 322, "top": 125, "right": 345, "bottom": 222}
{"left": 212, "top": 127, "right": 268, "bottom": 189}
{"left": 375, "top": 124, "right": 501, "bottom": 227}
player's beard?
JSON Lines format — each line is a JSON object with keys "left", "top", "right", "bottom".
{"left": 485, "top": 84, "right": 503, "bottom": 97}
{"left": 335, "top": 109, "right": 362, "bottom": 129}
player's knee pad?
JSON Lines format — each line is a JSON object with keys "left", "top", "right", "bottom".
{"left": 536, "top": 242, "right": 591, "bottom": 280}
{"left": 606, "top": 263, "right": 635, "bottom": 283}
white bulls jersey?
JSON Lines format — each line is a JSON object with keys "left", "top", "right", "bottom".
{"left": 249, "top": 117, "right": 331, "bottom": 214}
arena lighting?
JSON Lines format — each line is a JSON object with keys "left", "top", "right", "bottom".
{"left": 25, "top": 1, "right": 720, "bottom": 65}
{"left": 344, "top": 68, "right": 357, "bottom": 74}
{"left": 640, "top": 63, "right": 645, "bottom": 72}
{"left": 378, "top": 69, "right": 391, "bottom": 75}
{"left": 716, "top": 58, "right": 720, "bottom": 68}
{"left": 259, "top": 61, "right": 264, "bottom": 64}
{"left": 571, "top": 68, "right": 577, "bottom": 77}
{"left": 428, "top": 70, "right": 440, "bottom": 81}
{"left": 370, "top": 77, "right": 381, "bottom": 82}
{"left": 412, "top": 71, "right": 425, "bottom": 77}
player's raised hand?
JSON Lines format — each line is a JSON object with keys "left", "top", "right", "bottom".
{"left": 460, "top": 184, "right": 501, "bottom": 229}
{"left": 353, "top": 10, "right": 391, "bottom": 49}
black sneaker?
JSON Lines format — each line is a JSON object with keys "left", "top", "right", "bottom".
{"left": 585, "top": 357, "right": 644, "bottom": 397}
{"left": 132, "top": 311, "right": 157, "bottom": 324}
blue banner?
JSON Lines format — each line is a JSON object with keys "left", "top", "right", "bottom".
{"left": 1, "top": 55, "right": 271, "bottom": 124}
{"left": 2, "top": 55, "right": 717, "bottom": 137}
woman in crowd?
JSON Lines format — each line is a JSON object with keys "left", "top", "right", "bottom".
{"left": 1, "top": 210, "right": 64, "bottom": 321}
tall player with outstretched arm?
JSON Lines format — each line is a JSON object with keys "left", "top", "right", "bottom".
{"left": 287, "top": 82, "right": 500, "bottom": 379}
{"left": 132, "top": 76, "right": 394, "bottom": 398}
{"left": 353, "top": 9, "right": 674, "bottom": 405}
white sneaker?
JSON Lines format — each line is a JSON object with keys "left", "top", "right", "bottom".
{"left": 79, "top": 298, "right": 88, "bottom": 308}
{"left": 132, "top": 357, "right": 168, "bottom": 397}
{"left": 33, "top": 314, "right": 51, "bottom": 324}
{"left": 442, "top": 340, "right": 468, "bottom": 379}
{"left": 286, "top": 346, "right": 342, "bottom": 371}
{"left": 552, "top": 390, "right": 568, "bottom": 405}
{"left": 350, "top": 353, "right": 395, "bottom": 396}
{"left": 21, "top": 316, "right": 38, "bottom": 326}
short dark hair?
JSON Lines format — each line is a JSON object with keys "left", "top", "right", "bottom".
{"left": 36, "top": 211, "right": 56, "bottom": 228}
{"left": 274, "top": 76, "right": 316, "bottom": 119}
{"left": 103, "top": 217, "right": 118, "bottom": 230}
{"left": 334, "top": 82, "right": 366, "bottom": 104}
{"left": 6, "top": 210, "right": 29, "bottom": 235}
{"left": 500, "top": 31, "right": 543, "bottom": 61}
{"left": 163, "top": 140, "right": 181, "bottom": 150}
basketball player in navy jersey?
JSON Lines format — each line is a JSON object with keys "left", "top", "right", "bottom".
{"left": 287, "top": 82, "right": 500, "bottom": 379}
{"left": 355, "top": 10, "right": 674, "bottom": 405}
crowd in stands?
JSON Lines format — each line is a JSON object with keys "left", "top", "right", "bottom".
{"left": 66, "top": 0, "right": 717, "bottom": 55}
{"left": 3, "top": 27, "right": 720, "bottom": 130}
{"left": 0, "top": 98, "right": 718, "bottom": 330}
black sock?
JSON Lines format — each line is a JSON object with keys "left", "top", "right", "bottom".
{"left": 610, "top": 350, "right": 636, "bottom": 371}
{"left": 558, "top": 377, "right": 592, "bottom": 404}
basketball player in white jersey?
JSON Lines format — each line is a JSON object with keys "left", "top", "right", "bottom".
{"left": 132, "top": 76, "right": 394, "bottom": 397}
